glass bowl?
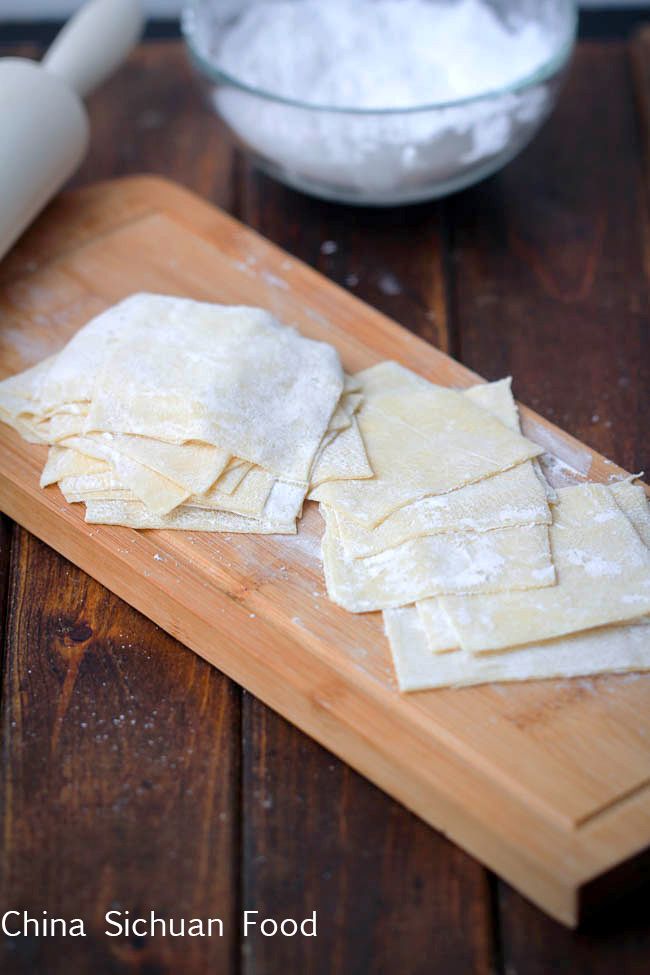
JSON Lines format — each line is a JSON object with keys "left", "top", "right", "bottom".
{"left": 182, "top": 0, "right": 577, "bottom": 206}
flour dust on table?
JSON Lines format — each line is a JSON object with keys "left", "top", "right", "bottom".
{"left": 1, "top": 293, "right": 648, "bottom": 691}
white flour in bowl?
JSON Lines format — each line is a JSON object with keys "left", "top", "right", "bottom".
{"left": 193, "top": 0, "right": 568, "bottom": 201}
{"left": 215, "top": 0, "right": 556, "bottom": 108}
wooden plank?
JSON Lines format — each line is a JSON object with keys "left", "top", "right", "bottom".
{"left": 630, "top": 26, "right": 650, "bottom": 198}
{"left": 237, "top": 164, "right": 453, "bottom": 353}
{"left": 77, "top": 41, "right": 237, "bottom": 210}
{"left": 498, "top": 879, "right": 650, "bottom": 975}
{"left": 445, "top": 38, "right": 650, "bottom": 939}
{"left": 0, "top": 45, "right": 244, "bottom": 975}
{"left": 0, "top": 175, "right": 648, "bottom": 926}
{"left": 0, "top": 529, "right": 240, "bottom": 974}
{"left": 446, "top": 44, "right": 649, "bottom": 476}
{"left": 241, "top": 699, "right": 496, "bottom": 975}
{"left": 238, "top": 171, "right": 493, "bottom": 972}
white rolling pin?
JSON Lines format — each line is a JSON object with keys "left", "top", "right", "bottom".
{"left": 0, "top": 0, "right": 144, "bottom": 262}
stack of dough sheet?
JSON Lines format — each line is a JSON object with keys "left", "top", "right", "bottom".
{"left": 0, "top": 293, "right": 373, "bottom": 533}
{"left": 315, "top": 362, "right": 552, "bottom": 611}
{"left": 313, "top": 361, "right": 650, "bottom": 690}
{"left": 385, "top": 480, "right": 650, "bottom": 690}
{"left": 3, "top": 294, "right": 648, "bottom": 691}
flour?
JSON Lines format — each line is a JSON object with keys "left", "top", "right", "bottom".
{"left": 214, "top": 0, "right": 556, "bottom": 109}
{"left": 191, "top": 0, "right": 567, "bottom": 201}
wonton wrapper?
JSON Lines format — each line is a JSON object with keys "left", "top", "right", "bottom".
{"left": 332, "top": 378, "right": 549, "bottom": 557}
{"left": 383, "top": 605, "right": 650, "bottom": 692}
{"left": 85, "top": 294, "right": 344, "bottom": 482}
{"left": 312, "top": 362, "right": 543, "bottom": 529}
{"left": 438, "top": 483, "right": 650, "bottom": 654}
{"left": 321, "top": 509, "right": 554, "bottom": 613}
{"left": 40, "top": 445, "right": 108, "bottom": 487}
{"left": 417, "top": 479, "right": 650, "bottom": 653}
{"left": 309, "top": 415, "right": 373, "bottom": 490}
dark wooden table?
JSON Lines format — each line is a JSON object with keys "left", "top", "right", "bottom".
{"left": 1, "top": 28, "right": 650, "bottom": 975}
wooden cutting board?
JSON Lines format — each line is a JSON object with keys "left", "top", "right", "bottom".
{"left": 1, "top": 176, "right": 648, "bottom": 928}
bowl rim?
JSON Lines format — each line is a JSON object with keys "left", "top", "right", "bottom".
{"left": 181, "top": 0, "right": 578, "bottom": 116}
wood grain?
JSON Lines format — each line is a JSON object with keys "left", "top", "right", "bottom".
{"left": 447, "top": 39, "right": 650, "bottom": 950}
{"left": 1, "top": 36, "right": 649, "bottom": 972}
{"left": 447, "top": 45, "right": 649, "bottom": 476}
{"left": 0, "top": 529, "right": 240, "bottom": 974}
{"left": 0, "top": 175, "right": 648, "bottom": 929}
{"left": 241, "top": 700, "right": 495, "bottom": 975}
{"left": 237, "top": 165, "right": 493, "bottom": 975}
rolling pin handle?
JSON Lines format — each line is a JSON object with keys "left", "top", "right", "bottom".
{"left": 42, "top": 0, "right": 144, "bottom": 99}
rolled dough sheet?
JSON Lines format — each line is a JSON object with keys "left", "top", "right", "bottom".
{"left": 611, "top": 479, "right": 650, "bottom": 546}
{"left": 0, "top": 356, "right": 57, "bottom": 420}
{"left": 327, "top": 386, "right": 363, "bottom": 433}
{"left": 211, "top": 459, "right": 253, "bottom": 495}
{"left": 308, "top": 415, "right": 373, "bottom": 490}
{"left": 418, "top": 479, "right": 650, "bottom": 650}
{"left": 414, "top": 599, "right": 459, "bottom": 653}
{"left": 33, "top": 411, "right": 88, "bottom": 443}
{"left": 383, "top": 605, "right": 650, "bottom": 691}
{"left": 312, "top": 362, "right": 542, "bottom": 529}
{"left": 84, "top": 498, "right": 296, "bottom": 534}
{"left": 440, "top": 482, "right": 650, "bottom": 654}
{"left": 40, "top": 445, "right": 108, "bottom": 487}
{"left": 86, "top": 433, "right": 231, "bottom": 496}
{"left": 62, "top": 435, "right": 190, "bottom": 515}
{"left": 36, "top": 295, "right": 163, "bottom": 413}
{"left": 321, "top": 510, "right": 554, "bottom": 612}
{"left": 58, "top": 455, "right": 282, "bottom": 519}
{"left": 188, "top": 465, "right": 275, "bottom": 517}
{"left": 64, "top": 488, "right": 133, "bottom": 503}
{"left": 327, "top": 377, "right": 549, "bottom": 556}
{"left": 332, "top": 460, "right": 550, "bottom": 558}
{"left": 85, "top": 294, "right": 344, "bottom": 482}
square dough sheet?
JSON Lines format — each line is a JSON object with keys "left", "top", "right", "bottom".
{"left": 308, "top": 415, "right": 373, "bottom": 490}
{"left": 84, "top": 498, "right": 296, "bottom": 534}
{"left": 417, "top": 478, "right": 650, "bottom": 653}
{"left": 61, "top": 435, "right": 191, "bottom": 515}
{"left": 60, "top": 463, "right": 277, "bottom": 519}
{"left": 610, "top": 479, "right": 650, "bottom": 546}
{"left": 311, "top": 362, "right": 543, "bottom": 529}
{"left": 331, "top": 377, "right": 550, "bottom": 558}
{"left": 438, "top": 482, "right": 650, "bottom": 654}
{"left": 383, "top": 605, "right": 650, "bottom": 691}
{"left": 321, "top": 510, "right": 554, "bottom": 612}
{"left": 84, "top": 294, "right": 344, "bottom": 482}
{"left": 40, "top": 445, "right": 108, "bottom": 486}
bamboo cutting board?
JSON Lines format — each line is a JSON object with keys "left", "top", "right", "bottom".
{"left": 1, "top": 176, "right": 648, "bottom": 928}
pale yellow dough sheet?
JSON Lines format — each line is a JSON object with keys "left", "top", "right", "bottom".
{"left": 332, "top": 378, "right": 549, "bottom": 558}
{"left": 61, "top": 435, "right": 191, "bottom": 514}
{"left": 417, "top": 479, "right": 650, "bottom": 652}
{"left": 210, "top": 458, "right": 253, "bottom": 495}
{"left": 321, "top": 508, "right": 554, "bottom": 612}
{"left": 84, "top": 497, "right": 296, "bottom": 534}
{"left": 0, "top": 357, "right": 57, "bottom": 426}
{"left": 308, "top": 415, "right": 373, "bottom": 490}
{"left": 611, "top": 479, "right": 650, "bottom": 546}
{"left": 416, "top": 599, "right": 459, "bottom": 653}
{"left": 84, "top": 433, "right": 231, "bottom": 496}
{"left": 438, "top": 482, "right": 650, "bottom": 654}
{"left": 84, "top": 294, "right": 344, "bottom": 482}
{"left": 312, "top": 362, "right": 543, "bottom": 529}
{"left": 59, "top": 464, "right": 277, "bottom": 519}
{"left": 41, "top": 445, "right": 108, "bottom": 487}
{"left": 189, "top": 465, "right": 275, "bottom": 516}
{"left": 383, "top": 605, "right": 650, "bottom": 691}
